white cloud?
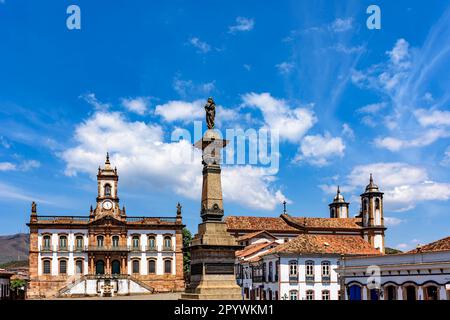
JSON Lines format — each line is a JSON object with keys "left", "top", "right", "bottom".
{"left": 241, "top": 92, "right": 317, "bottom": 143}
{"left": 357, "top": 102, "right": 387, "bottom": 114}
{"left": 0, "top": 181, "right": 47, "bottom": 203}
{"left": 330, "top": 18, "right": 353, "bottom": 32}
{"left": 228, "top": 17, "right": 254, "bottom": 33}
{"left": 275, "top": 62, "right": 294, "bottom": 74}
{"left": 61, "top": 111, "right": 287, "bottom": 211}
{"left": 342, "top": 123, "right": 354, "bottom": 139}
{"left": 243, "top": 64, "right": 251, "bottom": 71}
{"left": 346, "top": 162, "right": 450, "bottom": 211}
{"left": 80, "top": 93, "right": 110, "bottom": 111}
{"left": 384, "top": 216, "right": 404, "bottom": 226}
{"left": 173, "top": 78, "right": 215, "bottom": 98}
{"left": 154, "top": 100, "right": 204, "bottom": 122}
{"left": 0, "top": 162, "right": 16, "bottom": 171}
{"left": 0, "top": 160, "right": 40, "bottom": 172}
{"left": 332, "top": 44, "right": 365, "bottom": 54}
{"left": 0, "top": 136, "right": 10, "bottom": 149}
{"left": 189, "top": 37, "right": 211, "bottom": 53}
{"left": 441, "top": 148, "right": 450, "bottom": 166}
{"left": 414, "top": 108, "right": 450, "bottom": 127}
{"left": 375, "top": 129, "right": 450, "bottom": 151}
{"left": 121, "top": 97, "right": 149, "bottom": 115}
{"left": 294, "top": 133, "right": 345, "bottom": 166}
{"left": 387, "top": 39, "right": 411, "bottom": 68}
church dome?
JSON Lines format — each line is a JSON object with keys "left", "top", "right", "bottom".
{"left": 333, "top": 186, "right": 345, "bottom": 203}
{"left": 365, "top": 174, "right": 379, "bottom": 192}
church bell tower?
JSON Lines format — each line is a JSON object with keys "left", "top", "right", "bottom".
{"left": 329, "top": 186, "right": 349, "bottom": 218}
{"left": 360, "top": 174, "right": 386, "bottom": 253}
{"left": 94, "top": 153, "right": 121, "bottom": 218}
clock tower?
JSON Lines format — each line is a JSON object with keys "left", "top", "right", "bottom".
{"left": 94, "top": 153, "right": 122, "bottom": 218}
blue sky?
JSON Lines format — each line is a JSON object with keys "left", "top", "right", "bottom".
{"left": 1, "top": 0, "right": 450, "bottom": 251}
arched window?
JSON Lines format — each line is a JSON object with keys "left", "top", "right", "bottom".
{"left": 112, "top": 236, "right": 119, "bottom": 248}
{"left": 348, "top": 285, "right": 362, "bottom": 301}
{"left": 364, "top": 199, "right": 369, "bottom": 212}
{"left": 132, "top": 235, "right": 140, "bottom": 249}
{"left": 164, "top": 236, "right": 172, "bottom": 250}
{"left": 59, "top": 235, "right": 67, "bottom": 250}
{"left": 75, "top": 260, "right": 83, "bottom": 274}
{"left": 322, "top": 290, "right": 330, "bottom": 300}
{"left": 289, "top": 290, "right": 298, "bottom": 300}
{"left": 306, "top": 290, "right": 315, "bottom": 300}
{"left": 75, "top": 235, "right": 84, "bottom": 250}
{"left": 385, "top": 285, "right": 396, "bottom": 300}
{"left": 97, "top": 235, "right": 104, "bottom": 247}
{"left": 43, "top": 259, "right": 51, "bottom": 274}
{"left": 104, "top": 184, "right": 111, "bottom": 196}
{"left": 59, "top": 259, "right": 67, "bottom": 274}
{"left": 148, "top": 260, "right": 156, "bottom": 274}
{"left": 164, "top": 259, "right": 172, "bottom": 274}
{"left": 43, "top": 235, "right": 51, "bottom": 250}
{"left": 148, "top": 236, "right": 156, "bottom": 250}
{"left": 375, "top": 198, "right": 380, "bottom": 210}
{"left": 405, "top": 285, "right": 416, "bottom": 301}
{"left": 96, "top": 260, "right": 105, "bottom": 275}
{"left": 132, "top": 260, "right": 140, "bottom": 274}
{"left": 111, "top": 260, "right": 120, "bottom": 275}
{"left": 425, "top": 285, "right": 439, "bottom": 300}
{"left": 331, "top": 208, "right": 335, "bottom": 218}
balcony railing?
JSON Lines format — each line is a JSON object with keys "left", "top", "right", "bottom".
{"left": 146, "top": 246, "right": 157, "bottom": 252}
{"left": 253, "top": 276, "right": 263, "bottom": 283}
{"left": 87, "top": 245, "right": 130, "bottom": 252}
{"left": 41, "top": 246, "right": 53, "bottom": 252}
{"left": 321, "top": 275, "right": 331, "bottom": 283}
{"left": 305, "top": 275, "right": 315, "bottom": 283}
{"left": 162, "top": 246, "right": 173, "bottom": 252}
{"left": 289, "top": 275, "right": 298, "bottom": 282}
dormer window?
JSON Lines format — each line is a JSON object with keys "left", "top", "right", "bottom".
{"left": 104, "top": 184, "right": 111, "bottom": 196}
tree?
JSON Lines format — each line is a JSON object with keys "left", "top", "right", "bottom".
{"left": 182, "top": 227, "right": 193, "bottom": 280}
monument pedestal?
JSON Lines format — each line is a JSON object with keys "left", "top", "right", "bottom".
{"left": 181, "top": 128, "right": 243, "bottom": 300}
{"left": 181, "top": 222, "right": 242, "bottom": 300}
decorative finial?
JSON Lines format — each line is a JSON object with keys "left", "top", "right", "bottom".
{"left": 105, "top": 152, "right": 110, "bottom": 164}
{"left": 176, "top": 202, "right": 182, "bottom": 216}
{"left": 369, "top": 173, "right": 373, "bottom": 184}
{"left": 337, "top": 185, "right": 340, "bottom": 194}
{"left": 282, "top": 200, "right": 287, "bottom": 214}
{"left": 114, "top": 166, "right": 117, "bottom": 174}
{"left": 122, "top": 205, "right": 126, "bottom": 215}
{"left": 90, "top": 205, "right": 93, "bottom": 213}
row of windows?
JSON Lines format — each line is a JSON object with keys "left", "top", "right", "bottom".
{"left": 289, "top": 260, "right": 331, "bottom": 278}
{"left": 41, "top": 235, "right": 173, "bottom": 250}
{"left": 41, "top": 259, "right": 172, "bottom": 275}
{"left": 289, "top": 289, "right": 330, "bottom": 300}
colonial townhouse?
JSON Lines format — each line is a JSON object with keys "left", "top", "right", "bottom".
{"left": 338, "top": 235, "right": 450, "bottom": 300}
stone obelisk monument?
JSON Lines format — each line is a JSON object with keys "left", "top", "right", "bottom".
{"left": 181, "top": 97, "right": 243, "bottom": 300}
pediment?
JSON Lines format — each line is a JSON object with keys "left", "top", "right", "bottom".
{"left": 89, "top": 214, "right": 126, "bottom": 226}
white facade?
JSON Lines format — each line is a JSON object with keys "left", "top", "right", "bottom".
{"left": 338, "top": 250, "right": 450, "bottom": 300}
{"left": 257, "top": 255, "right": 341, "bottom": 300}
{"left": 37, "top": 230, "right": 177, "bottom": 277}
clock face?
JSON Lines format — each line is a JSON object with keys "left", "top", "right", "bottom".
{"left": 102, "top": 200, "right": 113, "bottom": 210}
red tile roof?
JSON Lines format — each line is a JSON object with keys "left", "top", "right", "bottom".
{"left": 282, "top": 214, "right": 362, "bottom": 230}
{"left": 408, "top": 236, "right": 450, "bottom": 253}
{"left": 237, "top": 230, "right": 277, "bottom": 242}
{"left": 226, "top": 214, "right": 363, "bottom": 233}
{"left": 236, "top": 241, "right": 278, "bottom": 259}
{"left": 263, "top": 234, "right": 381, "bottom": 256}
{"left": 225, "top": 216, "right": 298, "bottom": 233}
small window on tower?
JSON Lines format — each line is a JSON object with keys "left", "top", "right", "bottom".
{"left": 375, "top": 198, "right": 380, "bottom": 210}
{"left": 104, "top": 184, "right": 111, "bottom": 196}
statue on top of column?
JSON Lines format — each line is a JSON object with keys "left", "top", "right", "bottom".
{"left": 204, "top": 97, "right": 216, "bottom": 130}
